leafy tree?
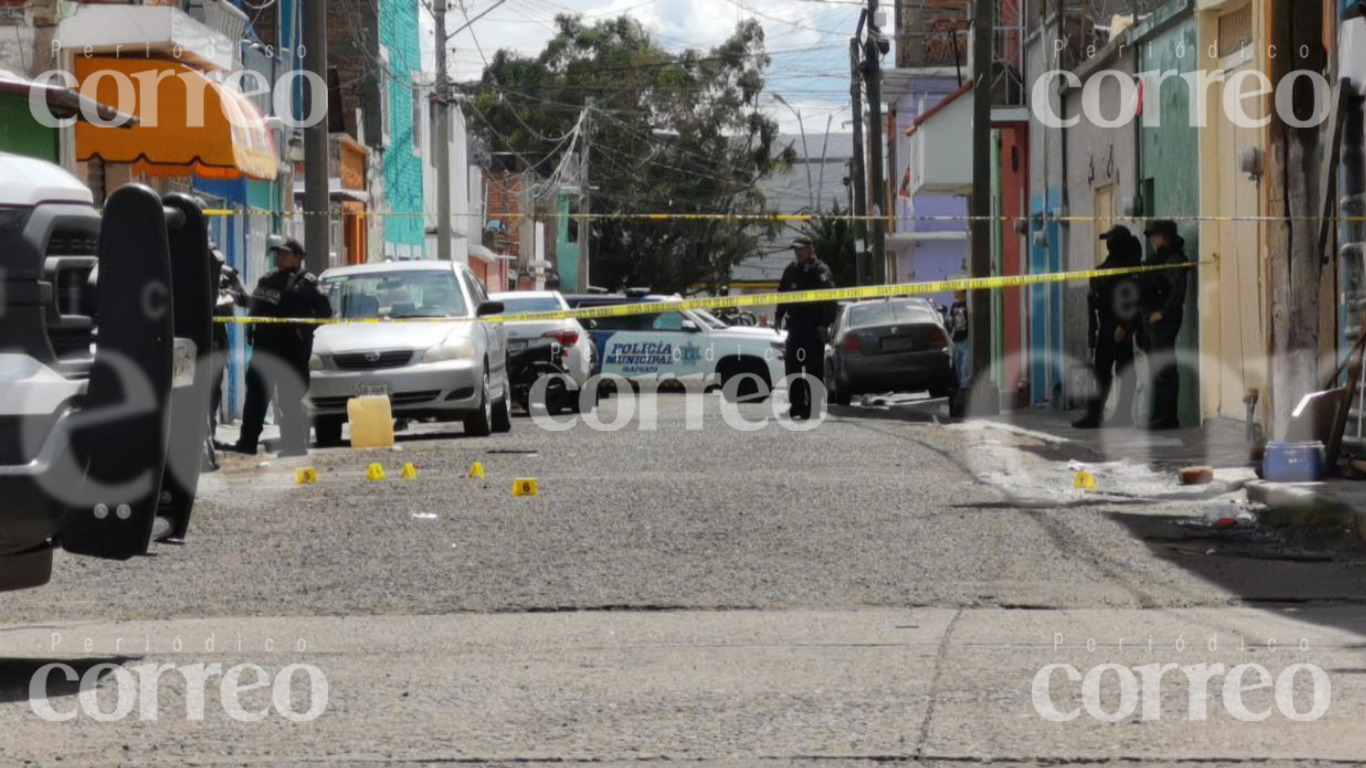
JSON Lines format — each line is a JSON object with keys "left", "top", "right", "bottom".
{"left": 465, "top": 15, "right": 794, "bottom": 293}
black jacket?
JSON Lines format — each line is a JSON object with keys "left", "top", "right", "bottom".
{"left": 1087, "top": 263, "right": 1143, "bottom": 346}
{"left": 249, "top": 269, "right": 333, "bottom": 348}
{"left": 775, "top": 257, "right": 837, "bottom": 332}
{"left": 1142, "top": 240, "right": 1190, "bottom": 325}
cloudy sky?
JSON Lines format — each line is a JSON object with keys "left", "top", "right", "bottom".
{"left": 424, "top": 0, "right": 865, "bottom": 136}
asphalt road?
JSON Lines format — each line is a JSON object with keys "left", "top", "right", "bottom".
{"left": 3, "top": 394, "right": 1364, "bottom": 765}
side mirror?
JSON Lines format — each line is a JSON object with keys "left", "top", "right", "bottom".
{"left": 477, "top": 301, "right": 505, "bottom": 318}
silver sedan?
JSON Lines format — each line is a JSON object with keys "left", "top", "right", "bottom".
{"left": 305, "top": 261, "right": 511, "bottom": 443}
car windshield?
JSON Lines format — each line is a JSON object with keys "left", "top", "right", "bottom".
{"left": 325, "top": 270, "right": 467, "bottom": 320}
{"left": 847, "top": 300, "right": 934, "bottom": 328}
{"left": 497, "top": 295, "right": 564, "bottom": 314}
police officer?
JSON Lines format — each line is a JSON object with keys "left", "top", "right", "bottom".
{"left": 233, "top": 238, "right": 332, "bottom": 456}
{"left": 1073, "top": 226, "right": 1143, "bottom": 429}
{"left": 1139, "top": 220, "right": 1190, "bottom": 431}
{"left": 775, "top": 236, "right": 837, "bottom": 420}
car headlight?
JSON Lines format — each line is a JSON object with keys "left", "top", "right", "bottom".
{"left": 309, "top": 354, "right": 324, "bottom": 371}
{"left": 423, "top": 337, "right": 476, "bottom": 363}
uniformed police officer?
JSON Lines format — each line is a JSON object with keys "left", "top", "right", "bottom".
{"left": 1139, "top": 220, "right": 1190, "bottom": 431}
{"left": 233, "top": 238, "right": 332, "bottom": 456}
{"left": 1073, "top": 225, "right": 1143, "bottom": 429}
{"left": 774, "top": 236, "right": 837, "bottom": 421}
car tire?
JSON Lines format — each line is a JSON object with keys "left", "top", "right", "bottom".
{"left": 492, "top": 393, "right": 512, "bottom": 433}
{"left": 314, "top": 416, "right": 344, "bottom": 447}
{"left": 719, "top": 358, "right": 771, "bottom": 402}
{"left": 464, "top": 372, "right": 494, "bottom": 437}
{"left": 826, "top": 370, "right": 851, "bottom": 406}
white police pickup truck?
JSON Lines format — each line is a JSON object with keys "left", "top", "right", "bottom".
{"left": 564, "top": 294, "right": 787, "bottom": 399}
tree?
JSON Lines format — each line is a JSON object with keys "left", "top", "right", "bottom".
{"left": 465, "top": 15, "right": 794, "bottom": 293}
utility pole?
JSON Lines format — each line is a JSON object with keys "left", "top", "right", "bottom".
{"left": 434, "top": 0, "right": 453, "bottom": 261}
{"left": 969, "top": 0, "right": 998, "bottom": 411}
{"left": 863, "top": 0, "right": 888, "bottom": 284}
{"left": 302, "top": 0, "right": 330, "bottom": 267}
{"left": 849, "top": 35, "right": 869, "bottom": 286}
{"left": 579, "top": 97, "right": 593, "bottom": 291}
{"left": 433, "top": 0, "right": 508, "bottom": 263}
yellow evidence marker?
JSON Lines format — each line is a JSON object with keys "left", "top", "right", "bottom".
{"left": 468, "top": 461, "right": 486, "bottom": 479}
{"left": 294, "top": 468, "right": 318, "bottom": 485}
{"left": 1073, "top": 471, "right": 1097, "bottom": 490}
{"left": 512, "top": 478, "right": 539, "bottom": 497}
{"left": 366, "top": 463, "right": 387, "bottom": 482}
{"left": 401, "top": 463, "right": 419, "bottom": 480}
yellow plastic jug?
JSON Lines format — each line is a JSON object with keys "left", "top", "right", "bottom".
{"left": 347, "top": 395, "right": 395, "bottom": 450}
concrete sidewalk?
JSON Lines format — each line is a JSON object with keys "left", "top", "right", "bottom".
{"left": 1, "top": 608, "right": 1363, "bottom": 765}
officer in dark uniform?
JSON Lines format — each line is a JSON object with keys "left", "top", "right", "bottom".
{"left": 234, "top": 238, "right": 332, "bottom": 456}
{"left": 1139, "top": 220, "right": 1190, "bottom": 431}
{"left": 774, "top": 236, "right": 837, "bottom": 420}
{"left": 1073, "top": 225, "right": 1143, "bottom": 429}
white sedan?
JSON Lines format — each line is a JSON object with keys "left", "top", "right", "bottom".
{"left": 490, "top": 290, "right": 595, "bottom": 389}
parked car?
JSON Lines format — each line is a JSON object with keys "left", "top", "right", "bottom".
{"left": 491, "top": 290, "right": 595, "bottom": 411}
{"left": 307, "top": 261, "right": 511, "bottom": 442}
{"left": 823, "top": 298, "right": 957, "bottom": 405}
{"left": 563, "top": 293, "right": 786, "bottom": 400}
{"left": 0, "top": 155, "right": 211, "bottom": 590}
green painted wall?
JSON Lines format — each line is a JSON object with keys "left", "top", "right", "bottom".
{"left": 1138, "top": 15, "right": 1201, "bottom": 428}
{"left": 0, "top": 96, "right": 57, "bottom": 162}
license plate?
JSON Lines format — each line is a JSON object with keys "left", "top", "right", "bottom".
{"left": 508, "top": 340, "right": 529, "bottom": 353}
{"left": 881, "top": 337, "right": 918, "bottom": 353}
{"left": 356, "top": 382, "right": 390, "bottom": 398}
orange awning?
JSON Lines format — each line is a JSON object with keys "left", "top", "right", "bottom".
{"left": 74, "top": 57, "right": 277, "bottom": 181}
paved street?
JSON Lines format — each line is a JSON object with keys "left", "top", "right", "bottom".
{"left": 3, "top": 395, "right": 1365, "bottom": 765}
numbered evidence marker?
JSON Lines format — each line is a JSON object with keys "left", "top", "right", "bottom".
{"left": 295, "top": 468, "right": 319, "bottom": 486}
{"left": 512, "top": 479, "right": 539, "bottom": 497}
{"left": 1073, "top": 471, "right": 1097, "bottom": 491}
{"left": 468, "top": 461, "right": 486, "bottom": 479}
{"left": 401, "top": 463, "right": 419, "bottom": 480}
{"left": 366, "top": 464, "right": 387, "bottom": 482}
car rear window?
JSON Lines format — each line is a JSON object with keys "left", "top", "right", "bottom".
{"left": 848, "top": 301, "right": 936, "bottom": 328}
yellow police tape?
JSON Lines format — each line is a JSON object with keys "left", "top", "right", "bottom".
{"left": 214, "top": 262, "right": 1195, "bottom": 327}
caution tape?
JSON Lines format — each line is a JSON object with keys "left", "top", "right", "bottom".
{"left": 196, "top": 208, "right": 1366, "bottom": 224}
{"left": 213, "top": 261, "right": 1196, "bottom": 327}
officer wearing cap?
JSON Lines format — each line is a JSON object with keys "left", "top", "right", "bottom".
{"left": 234, "top": 238, "right": 333, "bottom": 456}
{"left": 1074, "top": 225, "right": 1143, "bottom": 429}
{"left": 1139, "top": 220, "right": 1190, "bottom": 431}
{"left": 775, "top": 235, "right": 837, "bottom": 420}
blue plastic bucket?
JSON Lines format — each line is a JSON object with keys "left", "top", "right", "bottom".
{"left": 1262, "top": 441, "right": 1327, "bottom": 482}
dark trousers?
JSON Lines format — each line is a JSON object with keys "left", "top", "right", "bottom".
{"left": 785, "top": 328, "right": 825, "bottom": 419}
{"left": 1086, "top": 330, "right": 1136, "bottom": 423}
{"left": 1142, "top": 321, "right": 1181, "bottom": 427}
{"left": 240, "top": 342, "right": 310, "bottom": 452}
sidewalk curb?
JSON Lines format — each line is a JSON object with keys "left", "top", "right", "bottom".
{"left": 1245, "top": 479, "right": 1366, "bottom": 537}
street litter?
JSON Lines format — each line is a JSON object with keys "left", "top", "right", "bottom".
{"left": 411, "top": 513, "right": 438, "bottom": 520}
